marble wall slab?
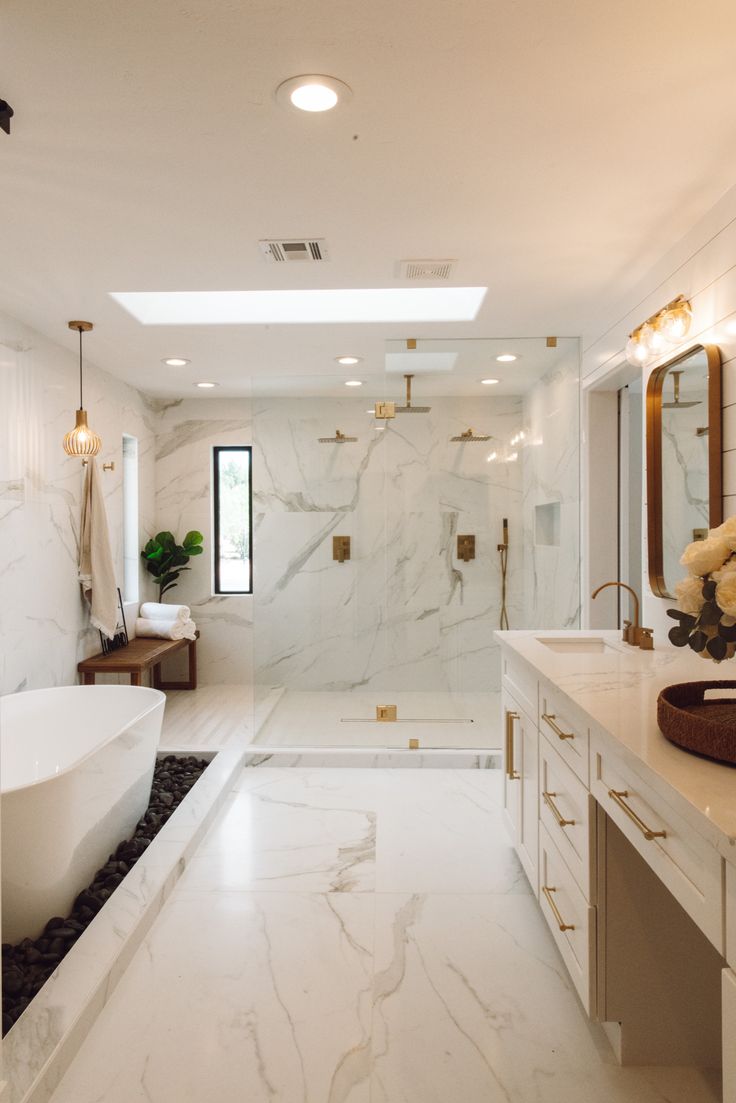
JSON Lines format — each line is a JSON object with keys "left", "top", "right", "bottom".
{"left": 0, "top": 311, "right": 156, "bottom": 697}
{"left": 252, "top": 396, "right": 526, "bottom": 696}
{"left": 522, "top": 349, "right": 582, "bottom": 630}
{"left": 153, "top": 398, "right": 253, "bottom": 687}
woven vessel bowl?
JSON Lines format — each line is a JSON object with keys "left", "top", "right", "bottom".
{"left": 657, "top": 681, "right": 736, "bottom": 765}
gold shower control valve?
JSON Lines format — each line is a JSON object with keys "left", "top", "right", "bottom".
{"left": 376, "top": 704, "right": 397, "bottom": 721}
{"left": 457, "top": 534, "right": 476, "bottom": 562}
{"left": 374, "top": 401, "right": 396, "bottom": 419}
{"left": 333, "top": 536, "right": 351, "bottom": 562}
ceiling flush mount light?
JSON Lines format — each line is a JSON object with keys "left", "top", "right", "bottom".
{"left": 481, "top": 378, "right": 499, "bottom": 385}
{"left": 195, "top": 381, "right": 218, "bottom": 389}
{"left": 276, "top": 74, "right": 352, "bottom": 113}
{"left": 163, "top": 357, "right": 190, "bottom": 367}
{"left": 63, "top": 321, "right": 102, "bottom": 459}
{"left": 496, "top": 354, "right": 517, "bottom": 363}
{"left": 625, "top": 295, "right": 692, "bottom": 367}
{"left": 344, "top": 380, "right": 363, "bottom": 387}
{"left": 336, "top": 355, "right": 361, "bottom": 366}
{"left": 110, "top": 287, "right": 487, "bottom": 325}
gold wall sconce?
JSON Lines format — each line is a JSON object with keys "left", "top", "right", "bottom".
{"left": 333, "top": 535, "right": 351, "bottom": 562}
{"left": 625, "top": 295, "right": 692, "bottom": 367}
{"left": 457, "top": 534, "right": 476, "bottom": 562}
{"left": 63, "top": 321, "right": 102, "bottom": 459}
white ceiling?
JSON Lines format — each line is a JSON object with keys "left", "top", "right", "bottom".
{"left": 2, "top": 0, "right": 736, "bottom": 398}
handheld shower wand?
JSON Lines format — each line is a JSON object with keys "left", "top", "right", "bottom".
{"left": 498, "top": 518, "right": 510, "bottom": 630}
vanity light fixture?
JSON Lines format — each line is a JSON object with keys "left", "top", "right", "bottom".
{"left": 344, "top": 380, "right": 363, "bottom": 387}
{"left": 625, "top": 295, "right": 692, "bottom": 367}
{"left": 63, "top": 321, "right": 102, "bottom": 459}
{"left": 276, "top": 75, "right": 352, "bottom": 113}
{"left": 496, "top": 354, "right": 517, "bottom": 363}
{"left": 163, "top": 357, "right": 190, "bottom": 367}
{"left": 336, "top": 356, "right": 361, "bottom": 365}
{"left": 481, "top": 378, "right": 499, "bottom": 385}
{"left": 195, "top": 381, "right": 218, "bottom": 389}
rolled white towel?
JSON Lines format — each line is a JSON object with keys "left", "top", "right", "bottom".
{"left": 135, "top": 617, "right": 197, "bottom": 641}
{"left": 139, "top": 602, "right": 191, "bottom": 623}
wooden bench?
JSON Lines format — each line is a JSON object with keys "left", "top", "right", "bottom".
{"left": 77, "top": 633, "right": 198, "bottom": 689}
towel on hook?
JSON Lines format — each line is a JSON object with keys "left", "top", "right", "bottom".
{"left": 78, "top": 458, "right": 119, "bottom": 639}
{"left": 135, "top": 617, "right": 197, "bottom": 641}
{"left": 139, "top": 601, "right": 191, "bottom": 623}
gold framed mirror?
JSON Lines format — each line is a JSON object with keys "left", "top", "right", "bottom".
{"left": 646, "top": 343, "right": 722, "bottom": 598}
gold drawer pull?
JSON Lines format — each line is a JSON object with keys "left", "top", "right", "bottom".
{"left": 608, "top": 789, "right": 667, "bottom": 841}
{"left": 505, "top": 709, "right": 520, "bottom": 780}
{"left": 542, "top": 713, "right": 574, "bottom": 741}
{"left": 543, "top": 790, "right": 575, "bottom": 828}
{"left": 542, "top": 885, "right": 575, "bottom": 931}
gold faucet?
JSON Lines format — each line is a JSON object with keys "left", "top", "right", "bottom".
{"left": 591, "top": 582, "right": 654, "bottom": 650}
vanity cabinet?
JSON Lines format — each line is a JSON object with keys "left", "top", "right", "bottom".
{"left": 499, "top": 631, "right": 736, "bottom": 1098}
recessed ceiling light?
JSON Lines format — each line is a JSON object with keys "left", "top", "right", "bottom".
{"left": 336, "top": 355, "right": 361, "bottom": 365}
{"left": 110, "top": 287, "right": 487, "bottom": 325}
{"left": 276, "top": 74, "right": 352, "bottom": 113}
{"left": 195, "top": 381, "right": 218, "bottom": 389}
{"left": 496, "top": 354, "right": 518, "bottom": 363}
{"left": 163, "top": 357, "right": 190, "bottom": 367}
{"left": 481, "top": 378, "right": 499, "bottom": 385}
{"left": 345, "top": 380, "right": 363, "bottom": 387}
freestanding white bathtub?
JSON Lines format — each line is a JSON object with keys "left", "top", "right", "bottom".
{"left": 1, "top": 684, "right": 165, "bottom": 943}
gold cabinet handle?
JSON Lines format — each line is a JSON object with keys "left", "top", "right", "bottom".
{"left": 542, "top": 713, "right": 574, "bottom": 741}
{"left": 541, "top": 885, "right": 575, "bottom": 931}
{"left": 607, "top": 789, "right": 667, "bottom": 841}
{"left": 542, "top": 790, "right": 575, "bottom": 828}
{"left": 505, "top": 709, "right": 520, "bottom": 780}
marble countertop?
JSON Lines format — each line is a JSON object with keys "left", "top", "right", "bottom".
{"left": 496, "top": 629, "right": 736, "bottom": 859}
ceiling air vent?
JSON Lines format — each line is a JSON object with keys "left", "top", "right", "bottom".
{"left": 398, "top": 259, "right": 456, "bottom": 281}
{"left": 259, "top": 238, "right": 329, "bottom": 263}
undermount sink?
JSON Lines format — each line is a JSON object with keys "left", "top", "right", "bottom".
{"left": 536, "top": 636, "right": 615, "bottom": 654}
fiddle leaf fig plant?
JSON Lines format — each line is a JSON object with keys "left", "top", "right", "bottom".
{"left": 141, "top": 530, "right": 204, "bottom": 600}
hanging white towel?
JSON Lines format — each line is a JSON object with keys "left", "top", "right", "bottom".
{"left": 135, "top": 617, "right": 197, "bottom": 641}
{"left": 139, "top": 601, "right": 191, "bottom": 623}
{"left": 78, "top": 459, "right": 119, "bottom": 640}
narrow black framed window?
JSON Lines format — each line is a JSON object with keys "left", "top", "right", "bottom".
{"left": 213, "top": 446, "right": 252, "bottom": 594}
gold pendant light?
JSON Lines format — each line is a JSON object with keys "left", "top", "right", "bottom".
{"left": 63, "top": 320, "right": 102, "bottom": 458}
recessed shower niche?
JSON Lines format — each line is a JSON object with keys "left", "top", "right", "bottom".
{"left": 535, "top": 502, "right": 561, "bottom": 546}
{"left": 250, "top": 337, "right": 582, "bottom": 750}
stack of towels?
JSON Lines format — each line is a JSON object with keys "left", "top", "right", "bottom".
{"left": 135, "top": 603, "right": 197, "bottom": 641}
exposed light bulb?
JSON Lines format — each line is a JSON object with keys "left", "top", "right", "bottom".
{"left": 658, "top": 301, "right": 692, "bottom": 342}
{"left": 625, "top": 331, "right": 651, "bottom": 367}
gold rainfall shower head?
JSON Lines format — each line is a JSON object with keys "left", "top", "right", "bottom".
{"left": 318, "top": 429, "right": 358, "bottom": 443}
{"left": 661, "top": 370, "right": 701, "bottom": 410}
{"left": 395, "top": 374, "right": 431, "bottom": 414}
{"left": 451, "top": 428, "right": 491, "bottom": 442}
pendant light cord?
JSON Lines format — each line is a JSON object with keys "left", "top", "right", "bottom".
{"left": 78, "top": 326, "right": 84, "bottom": 410}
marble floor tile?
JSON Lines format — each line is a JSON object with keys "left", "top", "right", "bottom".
{"left": 48, "top": 891, "right": 373, "bottom": 1103}
{"left": 159, "top": 683, "right": 253, "bottom": 749}
{"left": 48, "top": 768, "right": 720, "bottom": 1103}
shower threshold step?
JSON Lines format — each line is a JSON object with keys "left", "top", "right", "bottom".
{"left": 244, "top": 746, "right": 501, "bottom": 770}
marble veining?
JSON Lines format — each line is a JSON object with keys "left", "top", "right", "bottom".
{"left": 46, "top": 767, "right": 719, "bottom": 1103}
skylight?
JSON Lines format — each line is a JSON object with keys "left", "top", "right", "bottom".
{"left": 109, "top": 288, "right": 487, "bottom": 325}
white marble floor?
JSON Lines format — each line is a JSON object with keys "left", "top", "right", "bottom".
{"left": 255, "top": 689, "right": 500, "bottom": 749}
{"left": 48, "top": 769, "right": 719, "bottom": 1103}
{"left": 160, "top": 684, "right": 253, "bottom": 750}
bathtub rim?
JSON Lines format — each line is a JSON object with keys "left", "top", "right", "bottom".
{"left": 0, "top": 684, "right": 166, "bottom": 795}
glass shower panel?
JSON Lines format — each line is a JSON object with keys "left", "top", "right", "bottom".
{"left": 252, "top": 376, "right": 396, "bottom": 746}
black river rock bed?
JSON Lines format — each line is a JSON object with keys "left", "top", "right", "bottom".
{"left": 2, "top": 754, "right": 210, "bottom": 1036}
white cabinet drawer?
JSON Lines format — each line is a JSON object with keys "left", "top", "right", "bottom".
{"left": 539, "top": 731, "right": 595, "bottom": 902}
{"left": 724, "top": 968, "right": 736, "bottom": 1103}
{"left": 539, "top": 822, "right": 596, "bottom": 1015}
{"left": 727, "top": 862, "right": 736, "bottom": 969}
{"left": 539, "top": 684, "right": 589, "bottom": 785}
{"left": 591, "top": 733, "right": 723, "bottom": 952}
{"left": 502, "top": 652, "right": 537, "bottom": 722}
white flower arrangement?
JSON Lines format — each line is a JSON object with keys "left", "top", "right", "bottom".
{"left": 670, "top": 518, "right": 736, "bottom": 661}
